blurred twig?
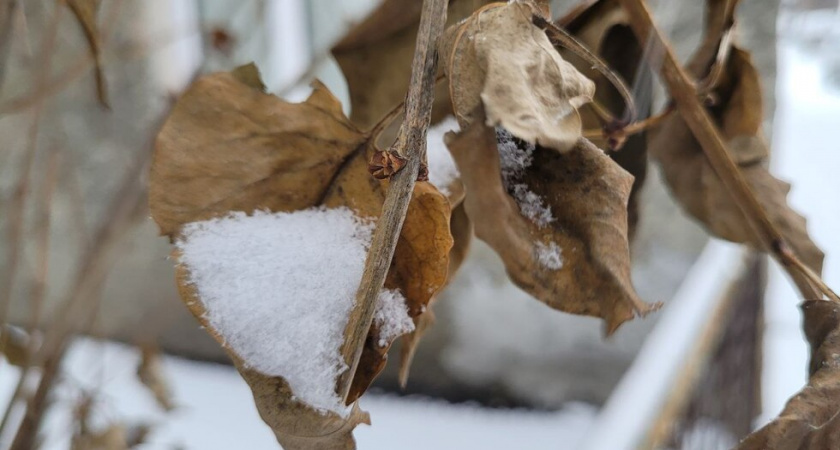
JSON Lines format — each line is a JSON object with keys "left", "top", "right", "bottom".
{"left": 0, "top": 0, "right": 17, "bottom": 92}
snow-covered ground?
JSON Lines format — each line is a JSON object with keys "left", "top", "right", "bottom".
{"left": 0, "top": 339, "right": 596, "bottom": 449}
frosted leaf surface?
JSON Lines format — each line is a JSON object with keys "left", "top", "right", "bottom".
{"left": 176, "top": 207, "right": 374, "bottom": 415}
{"left": 497, "top": 128, "right": 555, "bottom": 227}
{"left": 374, "top": 290, "right": 415, "bottom": 348}
{"left": 426, "top": 116, "right": 461, "bottom": 196}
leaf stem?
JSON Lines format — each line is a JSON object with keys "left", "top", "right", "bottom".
{"left": 337, "top": 0, "right": 448, "bottom": 404}
{"left": 617, "top": 0, "right": 833, "bottom": 301}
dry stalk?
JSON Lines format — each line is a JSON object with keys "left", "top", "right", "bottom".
{"left": 617, "top": 0, "right": 837, "bottom": 302}
{"left": 336, "top": 0, "right": 448, "bottom": 403}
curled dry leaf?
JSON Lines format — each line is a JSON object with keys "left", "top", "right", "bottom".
{"left": 649, "top": 47, "right": 825, "bottom": 287}
{"left": 440, "top": 1, "right": 595, "bottom": 152}
{"left": 446, "top": 118, "right": 658, "bottom": 334}
{"left": 136, "top": 346, "right": 175, "bottom": 411}
{"left": 66, "top": 0, "right": 108, "bottom": 108}
{"left": 332, "top": 0, "right": 496, "bottom": 129}
{"left": 559, "top": 0, "right": 652, "bottom": 238}
{"left": 151, "top": 65, "right": 452, "bottom": 446}
{"left": 1, "top": 326, "right": 30, "bottom": 367}
{"left": 736, "top": 300, "right": 840, "bottom": 449}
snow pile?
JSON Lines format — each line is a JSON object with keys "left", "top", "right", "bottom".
{"left": 496, "top": 128, "right": 555, "bottom": 227}
{"left": 374, "top": 290, "right": 415, "bottom": 347}
{"left": 426, "top": 116, "right": 461, "bottom": 196}
{"left": 176, "top": 207, "right": 408, "bottom": 415}
{"left": 535, "top": 241, "right": 563, "bottom": 270}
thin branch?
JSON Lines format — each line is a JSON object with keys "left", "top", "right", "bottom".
{"left": 535, "top": 14, "right": 637, "bottom": 124}
{"left": 616, "top": 0, "right": 833, "bottom": 301}
{"left": 336, "top": 0, "right": 448, "bottom": 403}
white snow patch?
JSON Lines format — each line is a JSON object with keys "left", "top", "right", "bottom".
{"left": 176, "top": 207, "right": 375, "bottom": 415}
{"left": 535, "top": 241, "right": 563, "bottom": 270}
{"left": 374, "top": 289, "right": 415, "bottom": 347}
{"left": 426, "top": 116, "right": 461, "bottom": 196}
{"left": 496, "top": 128, "right": 555, "bottom": 227}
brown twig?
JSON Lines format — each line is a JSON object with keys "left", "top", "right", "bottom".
{"left": 616, "top": 0, "right": 832, "bottom": 301}
{"left": 336, "top": 0, "right": 448, "bottom": 403}
{"left": 582, "top": 104, "right": 675, "bottom": 142}
{"left": 535, "top": 14, "right": 637, "bottom": 124}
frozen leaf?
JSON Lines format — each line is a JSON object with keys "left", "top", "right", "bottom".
{"left": 649, "top": 47, "right": 825, "bottom": 285}
{"left": 446, "top": 118, "right": 658, "bottom": 334}
{"left": 440, "top": 1, "right": 595, "bottom": 152}
{"left": 136, "top": 346, "right": 175, "bottom": 411}
{"left": 66, "top": 0, "right": 108, "bottom": 107}
{"left": 559, "top": 0, "right": 651, "bottom": 237}
{"left": 332, "top": 0, "right": 495, "bottom": 129}
{"left": 737, "top": 301, "right": 840, "bottom": 449}
{"left": 151, "top": 66, "right": 452, "bottom": 446}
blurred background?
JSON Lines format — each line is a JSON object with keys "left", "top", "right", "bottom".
{"left": 0, "top": 0, "right": 838, "bottom": 448}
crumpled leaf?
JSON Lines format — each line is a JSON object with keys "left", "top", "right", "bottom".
{"left": 332, "top": 0, "right": 496, "bottom": 129}
{"left": 151, "top": 65, "right": 452, "bottom": 447}
{"left": 649, "top": 47, "right": 825, "bottom": 286}
{"left": 136, "top": 346, "right": 175, "bottom": 411}
{"left": 737, "top": 300, "right": 840, "bottom": 449}
{"left": 446, "top": 117, "right": 658, "bottom": 334}
{"left": 559, "top": 0, "right": 651, "bottom": 237}
{"left": 440, "top": 1, "right": 595, "bottom": 152}
{"left": 66, "top": 0, "right": 108, "bottom": 108}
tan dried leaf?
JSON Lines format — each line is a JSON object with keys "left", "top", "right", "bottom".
{"left": 737, "top": 300, "right": 840, "bottom": 449}
{"left": 560, "top": 0, "right": 651, "bottom": 237}
{"left": 441, "top": 1, "right": 595, "bottom": 152}
{"left": 136, "top": 346, "right": 175, "bottom": 411}
{"left": 332, "top": 0, "right": 496, "bottom": 129}
{"left": 71, "top": 424, "right": 128, "bottom": 450}
{"left": 151, "top": 66, "right": 452, "bottom": 446}
{"left": 1, "top": 326, "right": 29, "bottom": 367}
{"left": 446, "top": 118, "right": 658, "bottom": 334}
{"left": 649, "top": 48, "right": 825, "bottom": 283}
{"left": 66, "top": 0, "right": 108, "bottom": 107}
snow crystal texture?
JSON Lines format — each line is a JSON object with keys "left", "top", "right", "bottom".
{"left": 374, "top": 290, "right": 415, "bottom": 347}
{"left": 536, "top": 241, "right": 563, "bottom": 270}
{"left": 426, "top": 116, "right": 461, "bottom": 196}
{"left": 176, "top": 207, "right": 411, "bottom": 415}
{"left": 496, "top": 128, "right": 555, "bottom": 227}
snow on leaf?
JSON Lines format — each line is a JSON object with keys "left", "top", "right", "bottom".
{"left": 151, "top": 65, "right": 452, "bottom": 448}
{"left": 445, "top": 117, "right": 658, "bottom": 334}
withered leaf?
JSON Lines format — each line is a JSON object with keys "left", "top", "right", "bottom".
{"left": 332, "top": 0, "right": 496, "bottom": 129}
{"left": 66, "top": 0, "right": 108, "bottom": 108}
{"left": 175, "top": 271, "right": 370, "bottom": 450}
{"left": 151, "top": 65, "right": 452, "bottom": 446}
{"left": 446, "top": 118, "right": 658, "bottom": 334}
{"left": 737, "top": 300, "right": 840, "bottom": 449}
{"left": 0, "top": 326, "right": 29, "bottom": 367}
{"left": 441, "top": 1, "right": 595, "bottom": 152}
{"left": 649, "top": 47, "right": 825, "bottom": 288}
{"left": 136, "top": 346, "right": 175, "bottom": 411}
{"left": 559, "top": 0, "right": 651, "bottom": 238}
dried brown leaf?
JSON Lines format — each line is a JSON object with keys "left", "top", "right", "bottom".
{"left": 332, "top": 0, "right": 495, "bottom": 129}
{"left": 151, "top": 66, "right": 453, "bottom": 446}
{"left": 1, "top": 326, "right": 29, "bottom": 367}
{"left": 66, "top": 0, "right": 108, "bottom": 108}
{"left": 441, "top": 1, "right": 595, "bottom": 152}
{"left": 560, "top": 0, "right": 651, "bottom": 238}
{"left": 446, "top": 118, "right": 657, "bottom": 334}
{"left": 71, "top": 424, "right": 128, "bottom": 450}
{"left": 136, "top": 346, "right": 175, "bottom": 411}
{"left": 737, "top": 300, "right": 840, "bottom": 449}
{"left": 649, "top": 48, "right": 825, "bottom": 282}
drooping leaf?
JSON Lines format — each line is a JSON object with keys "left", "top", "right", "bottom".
{"left": 446, "top": 118, "right": 658, "bottom": 334}
{"left": 151, "top": 65, "right": 453, "bottom": 447}
{"left": 559, "top": 0, "right": 652, "bottom": 238}
{"left": 332, "top": 0, "right": 496, "bottom": 129}
{"left": 649, "top": 47, "right": 825, "bottom": 288}
{"left": 737, "top": 300, "right": 840, "bottom": 449}
{"left": 66, "top": 0, "right": 108, "bottom": 108}
{"left": 440, "top": 1, "right": 595, "bottom": 152}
